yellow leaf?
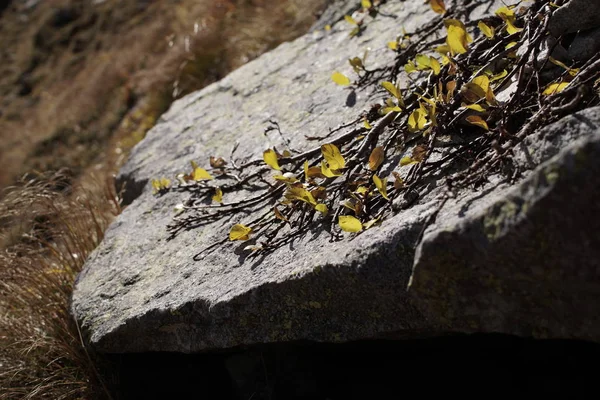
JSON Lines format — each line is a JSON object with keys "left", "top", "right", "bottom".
{"left": 361, "top": 0, "right": 372, "bottom": 8}
{"left": 435, "top": 44, "right": 451, "bottom": 55}
{"left": 429, "top": 0, "right": 446, "bottom": 14}
{"left": 304, "top": 160, "right": 325, "bottom": 180}
{"left": 430, "top": 57, "right": 441, "bottom": 75}
{"left": 325, "top": 24, "right": 332, "bottom": 31}
{"left": 466, "top": 115, "right": 489, "bottom": 130}
{"left": 193, "top": 167, "right": 213, "bottom": 181}
{"left": 339, "top": 215, "right": 363, "bottom": 232}
{"left": 405, "top": 61, "right": 418, "bottom": 73}
{"left": 461, "top": 75, "right": 490, "bottom": 103}
{"left": 464, "top": 103, "right": 487, "bottom": 112}
{"left": 212, "top": 187, "right": 223, "bottom": 203}
{"left": 387, "top": 41, "right": 398, "bottom": 50}
{"left": 331, "top": 71, "right": 351, "bottom": 86}
{"left": 151, "top": 178, "right": 171, "bottom": 194}
{"left": 263, "top": 149, "right": 281, "bottom": 170}
{"left": 373, "top": 175, "right": 389, "bottom": 200}
{"left": 321, "top": 161, "right": 342, "bottom": 177}
{"left": 415, "top": 54, "right": 432, "bottom": 70}
{"left": 368, "top": 146, "right": 385, "bottom": 171}
{"left": 363, "top": 217, "right": 381, "bottom": 230}
{"left": 354, "top": 186, "right": 369, "bottom": 195}
{"left": 543, "top": 81, "right": 569, "bottom": 96}
{"left": 284, "top": 186, "right": 317, "bottom": 205}
{"left": 274, "top": 173, "right": 299, "bottom": 183}
{"left": 321, "top": 143, "right": 346, "bottom": 170}
{"left": 549, "top": 57, "right": 579, "bottom": 77}
{"left": 349, "top": 57, "right": 364, "bottom": 73}
{"left": 229, "top": 224, "right": 252, "bottom": 241}
{"left": 344, "top": 15, "right": 358, "bottom": 25}
{"left": 506, "top": 19, "right": 522, "bottom": 35}
{"left": 400, "top": 156, "right": 418, "bottom": 166}
{"left": 496, "top": 6, "right": 522, "bottom": 35}
{"left": 407, "top": 105, "right": 428, "bottom": 132}
{"left": 447, "top": 25, "right": 469, "bottom": 54}
{"left": 381, "top": 81, "right": 401, "bottom": 99}
{"left": 160, "top": 177, "right": 170, "bottom": 187}
{"left": 363, "top": 117, "right": 372, "bottom": 129}
{"left": 315, "top": 203, "right": 329, "bottom": 215}
{"left": 495, "top": 5, "right": 515, "bottom": 19}
{"left": 282, "top": 150, "right": 291, "bottom": 158}
{"left": 382, "top": 105, "right": 402, "bottom": 114}
{"left": 478, "top": 21, "right": 495, "bottom": 39}
{"left": 445, "top": 19, "right": 472, "bottom": 55}
{"left": 505, "top": 41, "right": 518, "bottom": 49}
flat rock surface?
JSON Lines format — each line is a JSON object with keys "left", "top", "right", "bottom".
{"left": 72, "top": 0, "right": 599, "bottom": 353}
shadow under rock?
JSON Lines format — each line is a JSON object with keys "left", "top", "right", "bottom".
{"left": 103, "top": 333, "right": 600, "bottom": 400}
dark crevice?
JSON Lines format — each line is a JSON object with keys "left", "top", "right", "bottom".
{"left": 102, "top": 333, "right": 600, "bottom": 400}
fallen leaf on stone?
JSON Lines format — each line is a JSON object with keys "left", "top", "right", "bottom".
{"left": 273, "top": 173, "right": 298, "bottom": 183}
{"left": 543, "top": 81, "right": 570, "bottom": 96}
{"left": 332, "top": 71, "right": 351, "bottom": 86}
{"left": 192, "top": 167, "right": 213, "bottom": 181}
{"left": 339, "top": 215, "right": 363, "bottom": 232}
{"left": 284, "top": 186, "right": 317, "bottom": 205}
{"left": 495, "top": 5, "right": 522, "bottom": 35}
{"left": 478, "top": 21, "right": 495, "bottom": 39}
{"left": 368, "top": 146, "right": 385, "bottom": 171}
{"left": 263, "top": 149, "right": 281, "bottom": 170}
{"left": 344, "top": 15, "right": 358, "bottom": 26}
{"left": 229, "top": 224, "right": 252, "bottom": 241}
{"left": 151, "top": 178, "right": 171, "bottom": 194}
{"left": 321, "top": 143, "right": 345, "bottom": 170}
{"left": 212, "top": 188, "right": 223, "bottom": 203}
{"left": 445, "top": 19, "right": 472, "bottom": 55}
{"left": 315, "top": 203, "right": 328, "bottom": 215}
{"left": 381, "top": 81, "right": 401, "bottom": 99}
{"left": 373, "top": 174, "right": 389, "bottom": 200}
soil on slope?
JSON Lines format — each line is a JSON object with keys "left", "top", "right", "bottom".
{"left": 0, "top": 0, "right": 328, "bottom": 189}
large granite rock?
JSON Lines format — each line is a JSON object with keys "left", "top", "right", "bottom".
{"left": 410, "top": 108, "right": 600, "bottom": 341}
{"left": 72, "top": 0, "right": 600, "bottom": 353}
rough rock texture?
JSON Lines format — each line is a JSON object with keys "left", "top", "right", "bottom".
{"left": 72, "top": 0, "right": 600, "bottom": 354}
{"left": 548, "top": 0, "right": 600, "bottom": 36}
{"left": 410, "top": 108, "right": 600, "bottom": 341}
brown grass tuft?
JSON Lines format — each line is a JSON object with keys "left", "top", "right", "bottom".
{"left": 0, "top": 170, "right": 121, "bottom": 399}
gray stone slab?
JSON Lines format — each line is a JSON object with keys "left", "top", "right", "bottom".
{"left": 72, "top": 0, "right": 599, "bottom": 354}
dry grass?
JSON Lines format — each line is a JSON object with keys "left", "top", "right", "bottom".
{"left": 0, "top": 171, "right": 121, "bottom": 399}
{"left": 0, "top": 0, "right": 327, "bottom": 398}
